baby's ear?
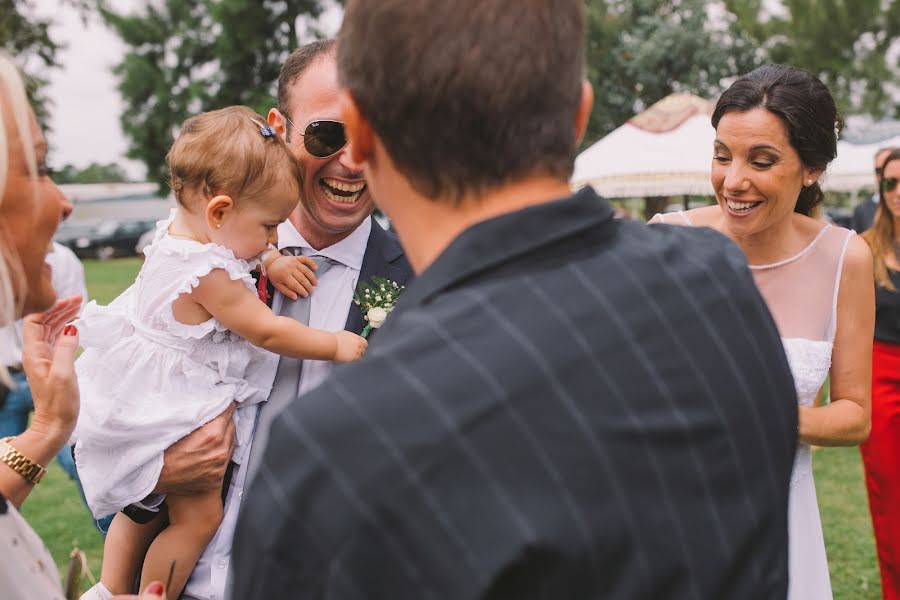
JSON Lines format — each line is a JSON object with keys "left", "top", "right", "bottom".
{"left": 206, "top": 194, "right": 236, "bottom": 229}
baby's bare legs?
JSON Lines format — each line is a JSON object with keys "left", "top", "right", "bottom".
{"left": 101, "top": 512, "right": 166, "bottom": 594}
{"left": 139, "top": 489, "right": 223, "bottom": 599}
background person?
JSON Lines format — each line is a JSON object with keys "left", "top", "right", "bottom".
{"left": 854, "top": 147, "right": 895, "bottom": 232}
{"left": 860, "top": 147, "right": 900, "bottom": 600}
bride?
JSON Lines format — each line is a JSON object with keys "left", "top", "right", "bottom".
{"left": 653, "top": 64, "right": 873, "bottom": 599}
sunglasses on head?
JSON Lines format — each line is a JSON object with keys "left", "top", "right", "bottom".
{"left": 283, "top": 116, "right": 347, "bottom": 158}
{"left": 883, "top": 177, "right": 899, "bottom": 192}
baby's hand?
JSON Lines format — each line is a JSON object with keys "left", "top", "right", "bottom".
{"left": 334, "top": 331, "right": 368, "bottom": 362}
{"left": 268, "top": 255, "right": 318, "bottom": 300}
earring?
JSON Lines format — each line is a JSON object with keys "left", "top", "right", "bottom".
{"left": 806, "top": 179, "right": 813, "bottom": 186}
{"left": 217, "top": 224, "right": 221, "bottom": 229}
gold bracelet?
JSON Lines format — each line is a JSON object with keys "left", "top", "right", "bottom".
{"left": 0, "top": 436, "right": 47, "bottom": 484}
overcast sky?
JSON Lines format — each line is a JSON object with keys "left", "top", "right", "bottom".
{"left": 30, "top": 0, "right": 342, "bottom": 180}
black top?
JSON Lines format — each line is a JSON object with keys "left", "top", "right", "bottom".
{"left": 875, "top": 269, "right": 900, "bottom": 344}
{"left": 233, "top": 187, "right": 797, "bottom": 600}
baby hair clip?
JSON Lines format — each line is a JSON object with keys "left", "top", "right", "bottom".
{"left": 252, "top": 119, "right": 277, "bottom": 138}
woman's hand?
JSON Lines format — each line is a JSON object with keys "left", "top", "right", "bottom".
{"left": 21, "top": 295, "right": 82, "bottom": 445}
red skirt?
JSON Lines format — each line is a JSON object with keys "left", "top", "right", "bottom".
{"left": 861, "top": 340, "right": 900, "bottom": 600}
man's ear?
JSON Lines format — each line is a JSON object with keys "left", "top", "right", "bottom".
{"left": 206, "top": 194, "right": 236, "bottom": 230}
{"left": 574, "top": 80, "right": 594, "bottom": 146}
{"left": 267, "top": 108, "right": 288, "bottom": 140}
{"left": 340, "top": 90, "right": 375, "bottom": 167}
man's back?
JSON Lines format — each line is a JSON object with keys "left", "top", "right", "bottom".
{"left": 233, "top": 189, "right": 797, "bottom": 599}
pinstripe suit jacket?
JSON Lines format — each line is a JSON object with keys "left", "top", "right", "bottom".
{"left": 232, "top": 187, "right": 797, "bottom": 600}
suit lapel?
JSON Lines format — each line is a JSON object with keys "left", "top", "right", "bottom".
{"left": 344, "top": 217, "right": 412, "bottom": 335}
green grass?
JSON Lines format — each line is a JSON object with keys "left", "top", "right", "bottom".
{"left": 82, "top": 257, "right": 143, "bottom": 304}
{"left": 815, "top": 446, "right": 882, "bottom": 598}
{"left": 20, "top": 258, "right": 883, "bottom": 595}
{"left": 20, "top": 465, "right": 105, "bottom": 593}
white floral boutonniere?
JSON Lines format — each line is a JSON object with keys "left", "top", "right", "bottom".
{"left": 353, "top": 276, "right": 405, "bottom": 338}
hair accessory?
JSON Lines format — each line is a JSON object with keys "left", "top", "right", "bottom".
{"left": 251, "top": 119, "right": 277, "bottom": 138}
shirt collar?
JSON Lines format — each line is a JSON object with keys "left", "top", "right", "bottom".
{"left": 276, "top": 216, "right": 372, "bottom": 271}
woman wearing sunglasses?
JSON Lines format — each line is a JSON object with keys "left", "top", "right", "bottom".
{"left": 860, "top": 147, "right": 900, "bottom": 600}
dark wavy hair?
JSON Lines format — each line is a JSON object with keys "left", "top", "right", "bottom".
{"left": 712, "top": 65, "right": 842, "bottom": 216}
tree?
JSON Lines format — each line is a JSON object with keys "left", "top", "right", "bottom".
{"left": 102, "top": 0, "right": 329, "bottom": 190}
{"left": 54, "top": 161, "right": 130, "bottom": 183}
{"left": 0, "top": 0, "right": 61, "bottom": 128}
{"left": 725, "top": 0, "right": 900, "bottom": 119}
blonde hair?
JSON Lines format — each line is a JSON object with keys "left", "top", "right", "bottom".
{"left": 0, "top": 54, "right": 38, "bottom": 386}
{"left": 862, "top": 147, "right": 900, "bottom": 291}
{"left": 167, "top": 106, "right": 303, "bottom": 211}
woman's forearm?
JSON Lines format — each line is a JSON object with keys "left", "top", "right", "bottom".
{"left": 0, "top": 424, "right": 72, "bottom": 507}
{"left": 798, "top": 399, "right": 871, "bottom": 447}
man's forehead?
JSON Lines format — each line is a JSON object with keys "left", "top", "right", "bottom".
{"left": 288, "top": 56, "right": 342, "bottom": 122}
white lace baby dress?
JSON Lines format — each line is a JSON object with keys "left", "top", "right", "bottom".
{"left": 72, "top": 210, "right": 278, "bottom": 518}
{"left": 657, "top": 211, "right": 853, "bottom": 600}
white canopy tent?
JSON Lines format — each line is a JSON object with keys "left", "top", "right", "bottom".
{"left": 572, "top": 93, "right": 899, "bottom": 198}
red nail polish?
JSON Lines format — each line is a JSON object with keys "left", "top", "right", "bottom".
{"left": 63, "top": 325, "right": 77, "bottom": 336}
{"left": 147, "top": 581, "right": 165, "bottom": 595}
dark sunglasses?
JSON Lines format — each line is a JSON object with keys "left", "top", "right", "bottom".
{"left": 284, "top": 116, "right": 347, "bottom": 158}
{"left": 883, "top": 177, "right": 899, "bottom": 192}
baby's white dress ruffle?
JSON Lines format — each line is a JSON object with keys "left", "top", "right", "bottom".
{"left": 72, "top": 211, "right": 277, "bottom": 518}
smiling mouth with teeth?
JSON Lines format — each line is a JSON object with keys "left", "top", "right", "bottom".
{"left": 321, "top": 177, "right": 366, "bottom": 204}
{"left": 726, "top": 199, "right": 762, "bottom": 213}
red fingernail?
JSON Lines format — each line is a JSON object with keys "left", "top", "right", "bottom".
{"left": 147, "top": 581, "right": 165, "bottom": 595}
{"left": 63, "top": 325, "right": 77, "bottom": 336}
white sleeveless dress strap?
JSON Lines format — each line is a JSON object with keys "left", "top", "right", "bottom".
{"left": 826, "top": 229, "right": 855, "bottom": 343}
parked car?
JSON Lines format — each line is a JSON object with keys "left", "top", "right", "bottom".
{"left": 63, "top": 219, "right": 157, "bottom": 260}
{"left": 54, "top": 220, "right": 100, "bottom": 247}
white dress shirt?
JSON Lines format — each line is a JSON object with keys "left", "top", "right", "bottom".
{"left": 183, "top": 217, "right": 372, "bottom": 600}
{"left": 0, "top": 243, "right": 88, "bottom": 367}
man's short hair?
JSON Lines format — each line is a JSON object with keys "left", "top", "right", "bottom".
{"left": 277, "top": 39, "right": 337, "bottom": 120}
{"left": 338, "top": 0, "right": 586, "bottom": 202}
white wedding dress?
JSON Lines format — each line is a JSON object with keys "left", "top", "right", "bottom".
{"left": 657, "top": 213, "right": 853, "bottom": 599}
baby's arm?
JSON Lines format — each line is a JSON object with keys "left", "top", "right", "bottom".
{"left": 190, "top": 269, "right": 367, "bottom": 362}
{"left": 264, "top": 251, "right": 318, "bottom": 301}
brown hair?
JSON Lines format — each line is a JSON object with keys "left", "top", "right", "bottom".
{"left": 862, "top": 148, "right": 900, "bottom": 291}
{"left": 277, "top": 39, "right": 336, "bottom": 142}
{"left": 712, "top": 65, "right": 842, "bottom": 217}
{"left": 337, "top": 0, "right": 586, "bottom": 203}
{"left": 167, "top": 105, "right": 303, "bottom": 211}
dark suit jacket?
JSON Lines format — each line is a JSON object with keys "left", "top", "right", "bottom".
{"left": 344, "top": 218, "right": 412, "bottom": 335}
{"left": 852, "top": 195, "right": 878, "bottom": 232}
{"left": 233, "top": 188, "right": 797, "bottom": 600}
{"left": 265, "top": 217, "right": 412, "bottom": 333}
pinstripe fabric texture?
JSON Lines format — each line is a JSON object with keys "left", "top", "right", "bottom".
{"left": 232, "top": 187, "right": 797, "bottom": 600}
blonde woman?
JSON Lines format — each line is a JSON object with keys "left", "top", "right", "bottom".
{"left": 860, "top": 147, "right": 900, "bottom": 600}
{"left": 0, "top": 54, "right": 165, "bottom": 600}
